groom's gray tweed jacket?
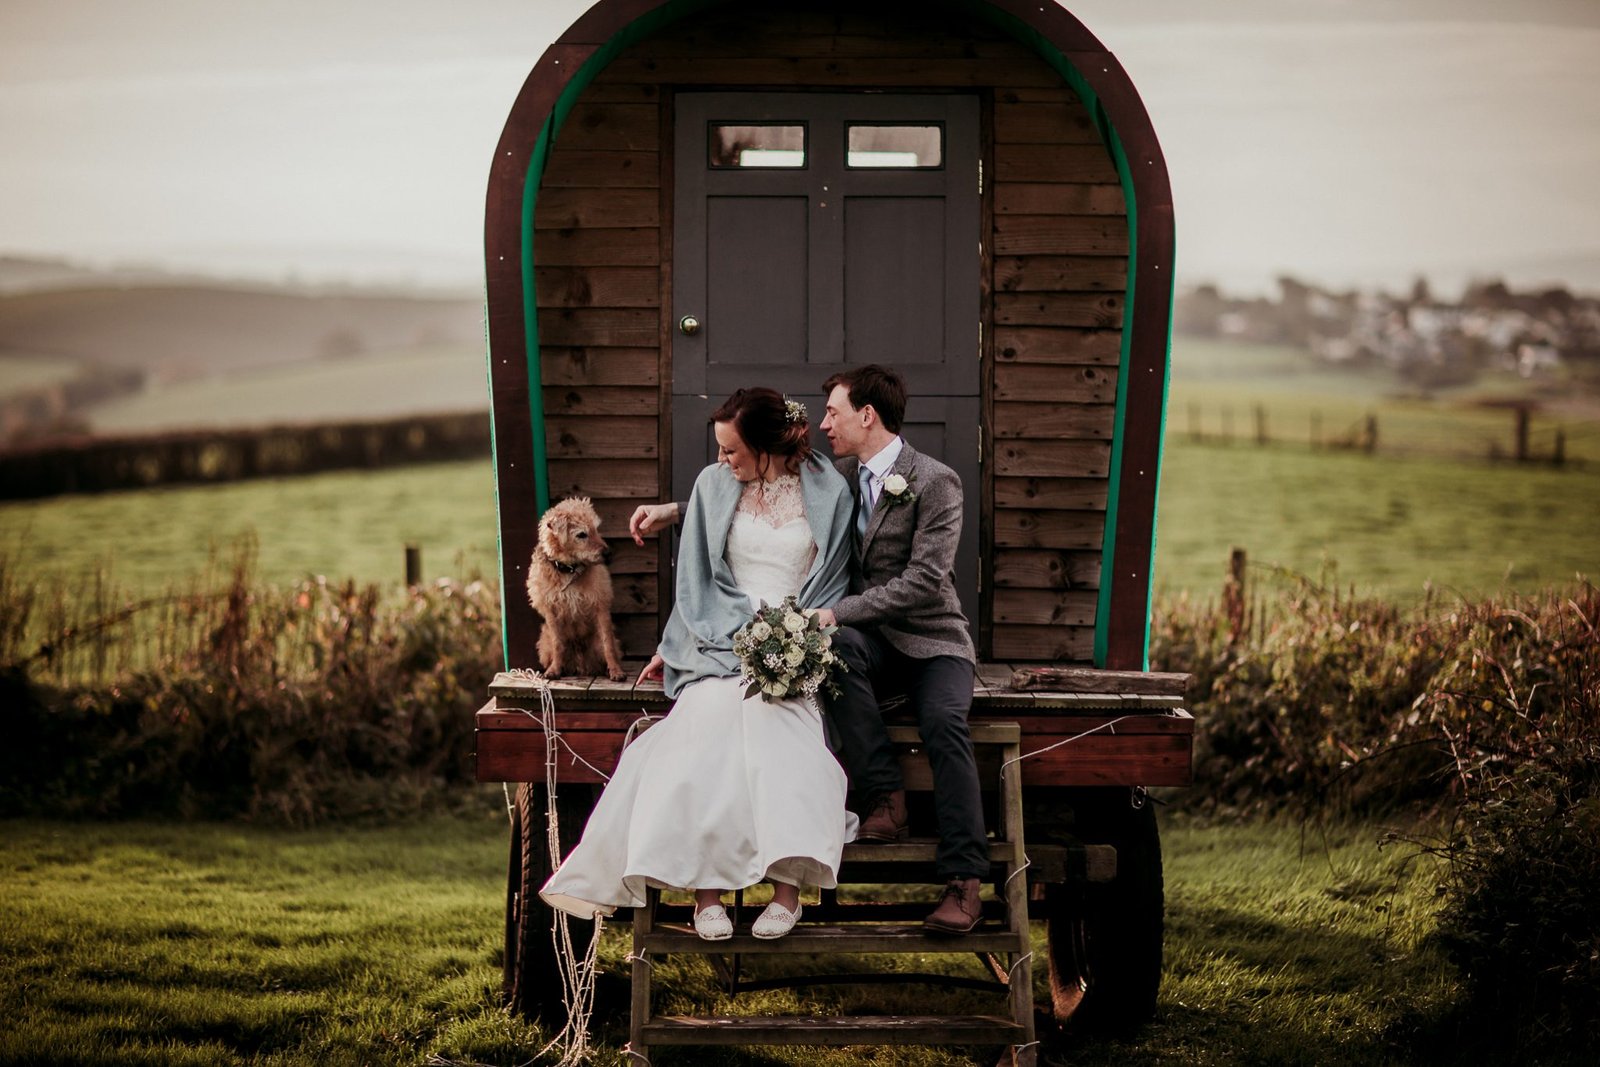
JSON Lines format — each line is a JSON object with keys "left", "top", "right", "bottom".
{"left": 831, "top": 441, "right": 976, "bottom": 664}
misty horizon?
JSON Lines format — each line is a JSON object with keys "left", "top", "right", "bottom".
{"left": 3, "top": 0, "right": 1599, "bottom": 298}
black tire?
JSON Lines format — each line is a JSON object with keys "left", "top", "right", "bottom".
{"left": 504, "top": 782, "right": 596, "bottom": 1021}
{"left": 1043, "top": 788, "right": 1164, "bottom": 1035}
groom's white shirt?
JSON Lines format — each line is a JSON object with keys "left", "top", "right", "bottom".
{"left": 857, "top": 434, "right": 904, "bottom": 513}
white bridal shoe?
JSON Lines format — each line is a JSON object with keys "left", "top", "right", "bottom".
{"left": 751, "top": 901, "right": 802, "bottom": 939}
{"left": 693, "top": 904, "right": 733, "bottom": 941}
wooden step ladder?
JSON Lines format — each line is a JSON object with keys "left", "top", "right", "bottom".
{"left": 625, "top": 723, "right": 1037, "bottom": 1066}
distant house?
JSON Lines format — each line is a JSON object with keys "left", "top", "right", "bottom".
{"left": 1516, "top": 343, "right": 1563, "bottom": 378}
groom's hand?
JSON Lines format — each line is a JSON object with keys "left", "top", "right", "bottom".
{"left": 629, "top": 502, "right": 681, "bottom": 545}
{"left": 813, "top": 608, "right": 838, "bottom": 627}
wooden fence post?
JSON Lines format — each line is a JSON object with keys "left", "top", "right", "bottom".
{"left": 1361, "top": 414, "right": 1378, "bottom": 454}
{"left": 1553, "top": 428, "right": 1566, "bottom": 467}
{"left": 1224, "top": 547, "right": 1247, "bottom": 647}
{"left": 1254, "top": 404, "right": 1268, "bottom": 446}
{"left": 405, "top": 544, "right": 422, "bottom": 587}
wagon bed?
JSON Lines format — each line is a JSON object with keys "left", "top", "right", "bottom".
{"left": 475, "top": 664, "right": 1193, "bottom": 788}
{"left": 477, "top": 663, "right": 1190, "bottom": 1044}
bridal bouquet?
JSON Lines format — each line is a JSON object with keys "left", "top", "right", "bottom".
{"left": 732, "top": 595, "right": 847, "bottom": 702}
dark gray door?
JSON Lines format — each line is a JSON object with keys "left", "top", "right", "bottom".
{"left": 672, "top": 91, "right": 981, "bottom": 616}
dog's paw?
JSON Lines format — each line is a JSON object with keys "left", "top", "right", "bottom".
{"left": 544, "top": 663, "right": 564, "bottom": 679}
{"left": 606, "top": 665, "right": 626, "bottom": 682}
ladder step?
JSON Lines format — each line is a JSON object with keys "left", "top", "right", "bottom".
{"left": 841, "top": 838, "right": 1020, "bottom": 863}
{"left": 640, "top": 1013, "right": 1027, "bottom": 1046}
{"left": 642, "top": 923, "right": 1026, "bottom": 955}
{"left": 656, "top": 900, "right": 1010, "bottom": 924}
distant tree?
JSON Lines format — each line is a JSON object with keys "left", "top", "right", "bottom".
{"left": 1463, "top": 278, "right": 1514, "bottom": 310}
{"left": 1533, "top": 287, "right": 1576, "bottom": 317}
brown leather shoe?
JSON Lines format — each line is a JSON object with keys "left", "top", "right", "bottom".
{"left": 923, "top": 877, "right": 983, "bottom": 934}
{"left": 855, "top": 790, "right": 909, "bottom": 842}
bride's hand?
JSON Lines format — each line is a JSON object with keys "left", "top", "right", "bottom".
{"left": 635, "top": 654, "right": 665, "bottom": 686}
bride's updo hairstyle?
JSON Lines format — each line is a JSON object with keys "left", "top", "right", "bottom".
{"left": 710, "top": 387, "right": 814, "bottom": 476}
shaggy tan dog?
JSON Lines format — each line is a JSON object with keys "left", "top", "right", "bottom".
{"left": 526, "top": 496, "right": 626, "bottom": 680}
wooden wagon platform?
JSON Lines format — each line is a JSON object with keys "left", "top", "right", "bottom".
{"left": 475, "top": 664, "right": 1193, "bottom": 790}
{"left": 479, "top": 669, "right": 1190, "bottom": 1058}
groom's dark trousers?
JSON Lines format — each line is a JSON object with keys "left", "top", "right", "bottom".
{"left": 831, "top": 625, "right": 990, "bottom": 881}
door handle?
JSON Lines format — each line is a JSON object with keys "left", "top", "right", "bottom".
{"left": 678, "top": 315, "right": 701, "bottom": 336}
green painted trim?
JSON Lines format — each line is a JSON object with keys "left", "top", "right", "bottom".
{"left": 499, "top": 0, "right": 730, "bottom": 669}
{"left": 483, "top": 300, "right": 511, "bottom": 666}
{"left": 515, "top": 0, "right": 724, "bottom": 522}
{"left": 1145, "top": 237, "right": 1176, "bottom": 669}
{"left": 1095, "top": 123, "right": 1138, "bottom": 667}
{"left": 966, "top": 3, "right": 1172, "bottom": 668}
{"left": 520, "top": 130, "right": 553, "bottom": 522}
{"left": 960, "top": 2, "right": 1152, "bottom": 668}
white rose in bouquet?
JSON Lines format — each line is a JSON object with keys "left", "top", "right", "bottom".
{"left": 733, "top": 594, "right": 849, "bottom": 703}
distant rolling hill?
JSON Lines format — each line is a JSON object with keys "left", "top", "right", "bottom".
{"left": 0, "top": 259, "right": 490, "bottom": 441}
{"left": 0, "top": 284, "right": 482, "bottom": 382}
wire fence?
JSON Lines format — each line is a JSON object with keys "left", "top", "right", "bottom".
{"left": 1171, "top": 400, "right": 1595, "bottom": 467}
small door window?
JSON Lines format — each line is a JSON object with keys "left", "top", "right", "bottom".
{"left": 846, "top": 124, "right": 943, "bottom": 168}
{"left": 709, "top": 124, "right": 806, "bottom": 168}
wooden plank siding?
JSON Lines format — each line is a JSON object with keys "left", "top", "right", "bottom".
{"left": 530, "top": 80, "right": 665, "bottom": 655}
{"left": 989, "top": 81, "right": 1125, "bottom": 662}
{"left": 533, "top": 2, "right": 1131, "bottom": 663}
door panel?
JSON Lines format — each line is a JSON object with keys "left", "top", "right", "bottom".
{"left": 673, "top": 91, "right": 981, "bottom": 618}
{"left": 706, "top": 197, "right": 810, "bottom": 365}
{"left": 844, "top": 197, "right": 947, "bottom": 365}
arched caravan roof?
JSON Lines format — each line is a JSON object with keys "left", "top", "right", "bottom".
{"left": 484, "top": 0, "right": 1175, "bottom": 672}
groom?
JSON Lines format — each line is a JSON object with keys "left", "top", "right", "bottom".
{"left": 812, "top": 364, "right": 989, "bottom": 935}
{"left": 627, "top": 365, "right": 989, "bottom": 933}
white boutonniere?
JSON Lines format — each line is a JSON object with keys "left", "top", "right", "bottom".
{"left": 879, "top": 471, "right": 917, "bottom": 508}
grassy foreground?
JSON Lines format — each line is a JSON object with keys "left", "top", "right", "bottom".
{"left": 1, "top": 812, "right": 1470, "bottom": 1067}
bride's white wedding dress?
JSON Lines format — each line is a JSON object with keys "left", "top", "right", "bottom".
{"left": 540, "top": 474, "right": 858, "bottom": 918}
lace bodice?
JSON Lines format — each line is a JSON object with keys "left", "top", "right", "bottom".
{"left": 734, "top": 472, "right": 804, "bottom": 526}
{"left": 728, "top": 474, "right": 816, "bottom": 608}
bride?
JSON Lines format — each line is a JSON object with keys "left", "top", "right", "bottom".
{"left": 540, "top": 387, "right": 857, "bottom": 940}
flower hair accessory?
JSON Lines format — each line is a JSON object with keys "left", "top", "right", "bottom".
{"left": 783, "top": 398, "right": 808, "bottom": 424}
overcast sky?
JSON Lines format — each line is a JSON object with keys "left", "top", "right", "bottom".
{"left": 2, "top": 0, "right": 1597, "bottom": 294}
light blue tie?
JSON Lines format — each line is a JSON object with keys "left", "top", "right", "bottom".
{"left": 856, "top": 465, "right": 875, "bottom": 538}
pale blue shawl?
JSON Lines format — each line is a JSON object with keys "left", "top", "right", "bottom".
{"left": 658, "top": 456, "right": 853, "bottom": 698}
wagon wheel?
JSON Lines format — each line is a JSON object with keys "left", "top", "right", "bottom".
{"left": 503, "top": 781, "right": 596, "bottom": 1021}
{"left": 1043, "top": 788, "right": 1164, "bottom": 1035}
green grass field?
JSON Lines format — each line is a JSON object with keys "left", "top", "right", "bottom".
{"left": 0, "top": 813, "right": 1469, "bottom": 1066}
{"left": 4, "top": 442, "right": 1594, "bottom": 603}
{"left": 1169, "top": 338, "right": 1598, "bottom": 462}
{"left": 1152, "top": 440, "right": 1597, "bottom": 597}
{"left": 0, "top": 459, "right": 500, "bottom": 594}
{"left": 85, "top": 345, "right": 489, "bottom": 434}
{"left": 2, "top": 338, "right": 1594, "bottom": 600}
{"left": 0, "top": 353, "right": 82, "bottom": 396}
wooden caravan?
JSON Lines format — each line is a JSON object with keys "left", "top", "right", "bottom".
{"left": 476, "top": 0, "right": 1189, "bottom": 1058}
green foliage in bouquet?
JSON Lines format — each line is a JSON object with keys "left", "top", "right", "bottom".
{"left": 731, "top": 594, "right": 847, "bottom": 702}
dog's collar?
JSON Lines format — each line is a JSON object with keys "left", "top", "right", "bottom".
{"left": 547, "top": 557, "right": 586, "bottom": 576}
